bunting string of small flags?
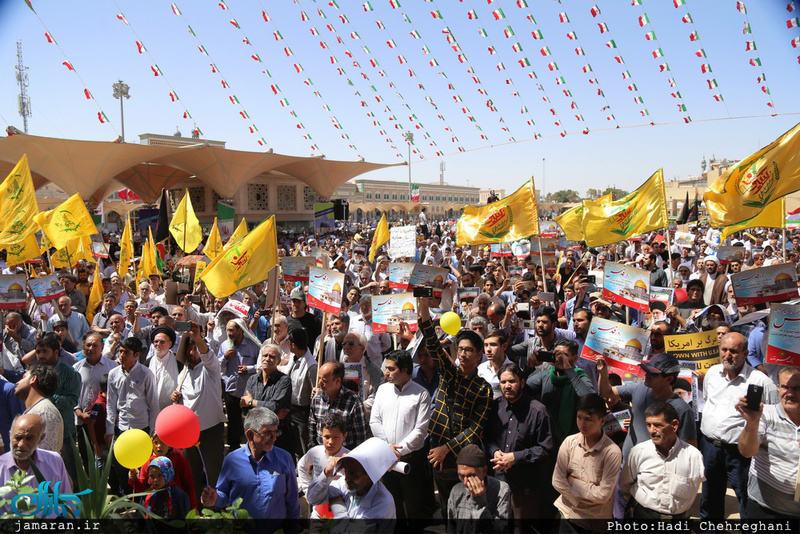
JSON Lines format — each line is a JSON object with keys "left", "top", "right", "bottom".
{"left": 671, "top": 1, "right": 730, "bottom": 115}
{"left": 360, "top": 3, "right": 462, "bottom": 157}
{"left": 633, "top": 2, "right": 692, "bottom": 123}
{"left": 114, "top": 2, "right": 200, "bottom": 132}
{"left": 788, "top": 1, "right": 800, "bottom": 64}
{"left": 552, "top": 1, "right": 619, "bottom": 130}
{"left": 733, "top": 1, "right": 776, "bottom": 109}
{"left": 24, "top": 0, "right": 119, "bottom": 133}
{"left": 166, "top": 3, "right": 266, "bottom": 146}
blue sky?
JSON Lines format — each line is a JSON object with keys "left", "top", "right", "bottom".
{"left": 1, "top": 0, "right": 798, "bottom": 196}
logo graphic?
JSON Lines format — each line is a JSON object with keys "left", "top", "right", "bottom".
{"left": 479, "top": 206, "right": 513, "bottom": 240}
{"left": 11, "top": 481, "right": 92, "bottom": 518}
{"left": 738, "top": 161, "right": 779, "bottom": 208}
{"left": 225, "top": 243, "right": 251, "bottom": 286}
{"left": 610, "top": 202, "right": 637, "bottom": 236}
{"left": 55, "top": 209, "right": 83, "bottom": 234}
{"left": 8, "top": 175, "right": 24, "bottom": 201}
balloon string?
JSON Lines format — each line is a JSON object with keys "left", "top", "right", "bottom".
{"left": 193, "top": 441, "right": 208, "bottom": 487}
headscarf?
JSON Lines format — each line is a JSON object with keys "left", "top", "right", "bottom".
{"left": 144, "top": 456, "right": 176, "bottom": 518}
{"left": 228, "top": 317, "right": 262, "bottom": 349}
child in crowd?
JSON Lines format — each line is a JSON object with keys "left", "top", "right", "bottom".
{"left": 296, "top": 414, "right": 349, "bottom": 520}
{"left": 130, "top": 433, "right": 197, "bottom": 510}
{"left": 142, "top": 456, "right": 191, "bottom": 529}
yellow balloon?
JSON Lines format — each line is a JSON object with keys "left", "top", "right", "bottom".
{"left": 113, "top": 429, "right": 153, "bottom": 469}
{"left": 439, "top": 311, "right": 462, "bottom": 336}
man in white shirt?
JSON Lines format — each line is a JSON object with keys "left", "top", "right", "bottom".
{"left": 620, "top": 402, "right": 705, "bottom": 519}
{"left": 171, "top": 323, "right": 227, "bottom": 507}
{"left": 147, "top": 327, "right": 180, "bottom": 410}
{"left": 285, "top": 328, "right": 317, "bottom": 462}
{"left": 699, "top": 332, "right": 778, "bottom": 520}
{"left": 349, "top": 297, "right": 391, "bottom": 368}
{"left": 736, "top": 366, "right": 800, "bottom": 519}
{"left": 476, "top": 329, "right": 512, "bottom": 400}
{"left": 73, "top": 332, "right": 117, "bottom": 462}
{"left": 370, "top": 349, "right": 432, "bottom": 527}
{"left": 45, "top": 296, "right": 90, "bottom": 343}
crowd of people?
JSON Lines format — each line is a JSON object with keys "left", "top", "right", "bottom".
{"left": 0, "top": 212, "right": 797, "bottom": 533}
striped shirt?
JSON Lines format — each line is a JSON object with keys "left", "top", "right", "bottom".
{"left": 420, "top": 319, "right": 493, "bottom": 454}
{"left": 747, "top": 403, "right": 800, "bottom": 516}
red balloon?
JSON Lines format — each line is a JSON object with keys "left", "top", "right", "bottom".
{"left": 155, "top": 404, "right": 200, "bottom": 449}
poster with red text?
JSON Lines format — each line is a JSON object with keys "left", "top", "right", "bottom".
{"left": 307, "top": 267, "right": 345, "bottom": 315}
{"left": 580, "top": 317, "right": 648, "bottom": 380}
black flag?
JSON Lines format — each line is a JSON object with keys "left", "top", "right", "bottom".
{"left": 676, "top": 192, "right": 690, "bottom": 225}
{"left": 155, "top": 189, "right": 170, "bottom": 243}
{"left": 688, "top": 194, "right": 700, "bottom": 223}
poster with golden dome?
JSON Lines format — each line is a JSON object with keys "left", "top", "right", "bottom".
{"left": 0, "top": 275, "right": 28, "bottom": 310}
{"left": 371, "top": 293, "right": 417, "bottom": 334}
{"left": 27, "top": 275, "right": 66, "bottom": 305}
{"left": 730, "top": 264, "right": 799, "bottom": 307}
{"left": 580, "top": 317, "right": 649, "bottom": 380}
{"left": 601, "top": 262, "right": 651, "bottom": 313}
{"left": 766, "top": 303, "right": 800, "bottom": 367}
{"left": 307, "top": 266, "right": 346, "bottom": 315}
{"left": 408, "top": 264, "right": 449, "bottom": 298}
{"left": 281, "top": 257, "right": 315, "bottom": 282}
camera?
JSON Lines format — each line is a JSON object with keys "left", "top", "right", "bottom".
{"left": 413, "top": 287, "right": 433, "bottom": 298}
{"left": 519, "top": 319, "right": 535, "bottom": 329}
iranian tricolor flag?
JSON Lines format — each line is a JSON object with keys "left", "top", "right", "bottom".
{"left": 606, "top": 40, "right": 617, "bottom": 48}
{"left": 517, "top": 0, "right": 528, "bottom": 7}
{"left": 690, "top": 31, "right": 700, "bottom": 41}
{"left": 598, "top": 23, "right": 608, "bottom": 33}
{"left": 701, "top": 63, "right": 712, "bottom": 73}
{"left": 558, "top": 12, "right": 568, "bottom": 22}
{"left": 787, "top": 17, "right": 800, "bottom": 28}
{"left": 659, "top": 63, "right": 669, "bottom": 72}
{"left": 638, "top": 14, "right": 649, "bottom": 26}
{"left": 575, "top": 47, "right": 585, "bottom": 55}
{"left": 512, "top": 43, "right": 523, "bottom": 52}
{"left": 430, "top": 10, "right": 443, "bottom": 19}
{"left": 169, "top": 91, "right": 179, "bottom": 102}
{"left": 547, "top": 62, "right": 558, "bottom": 70}
{"left": 171, "top": 3, "right": 181, "bottom": 16}
{"left": 622, "top": 70, "right": 631, "bottom": 79}
{"left": 478, "top": 28, "right": 488, "bottom": 37}
{"left": 467, "top": 10, "right": 478, "bottom": 19}
{"left": 590, "top": 5, "right": 600, "bottom": 17}
{"left": 645, "top": 31, "right": 656, "bottom": 40}
{"left": 566, "top": 31, "right": 577, "bottom": 40}
{"left": 682, "top": 14, "right": 693, "bottom": 23}
{"left": 363, "top": 2, "right": 373, "bottom": 11}
{"left": 151, "top": 65, "right": 162, "bottom": 76}
{"left": 540, "top": 46, "right": 551, "bottom": 56}
{"left": 519, "top": 58, "right": 531, "bottom": 67}
{"left": 582, "top": 64, "right": 592, "bottom": 72}
{"left": 696, "top": 49, "right": 707, "bottom": 57}
{"left": 713, "top": 94, "right": 724, "bottom": 101}
{"left": 707, "top": 79, "right": 718, "bottom": 89}
{"left": 532, "top": 29, "right": 543, "bottom": 39}
{"left": 97, "top": 112, "right": 109, "bottom": 123}
{"left": 677, "top": 103, "right": 687, "bottom": 111}
{"left": 505, "top": 26, "right": 515, "bottom": 38}
{"left": 494, "top": 9, "right": 506, "bottom": 20}
{"left": 749, "top": 58, "right": 762, "bottom": 66}
{"left": 736, "top": 1, "right": 747, "bottom": 14}
{"left": 791, "top": 37, "right": 800, "bottom": 48}
{"left": 627, "top": 84, "right": 637, "bottom": 91}
{"left": 83, "top": 88, "right": 92, "bottom": 99}
{"left": 673, "top": 0, "right": 685, "bottom": 7}
{"left": 652, "top": 48, "right": 664, "bottom": 58}
{"left": 389, "top": 0, "right": 400, "bottom": 8}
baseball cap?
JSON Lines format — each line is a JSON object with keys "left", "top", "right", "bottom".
{"left": 640, "top": 353, "right": 681, "bottom": 375}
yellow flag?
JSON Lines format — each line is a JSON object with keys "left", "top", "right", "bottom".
{"left": 118, "top": 217, "right": 134, "bottom": 276}
{"left": 224, "top": 218, "right": 248, "bottom": 250}
{"left": 705, "top": 122, "right": 800, "bottom": 228}
{"left": 554, "top": 192, "right": 613, "bottom": 242}
{"left": 720, "top": 197, "right": 785, "bottom": 241}
{"left": 169, "top": 190, "right": 203, "bottom": 253}
{"left": 369, "top": 213, "right": 390, "bottom": 262}
{"left": 0, "top": 154, "right": 40, "bottom": 248}
{"left": 85, "top": 265, "right": 104, "bottom": 323}
{"left": 5, "top": 233, "right": 41, "bottom": 267}
{"left": 137, "top": 228, "right": 160, "bottom": 287}
{"left": 581, "top": 169, "right": 668, "bottom": 247}
{"left": 51, "top": 236, "right": 94, "bottom": 268}
{"left": 456, "top": 179, "right": 540, "bottom": 245}
{"left": 35, "top": 193, "right": 98, "bottom": 250}
{"left": 200, "top": 215, "right": 277, "bottom": 298}
{"left": 204, "top": 218, "right": 223, "bottom": 260}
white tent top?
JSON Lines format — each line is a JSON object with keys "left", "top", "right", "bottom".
{"left": 0, "top": 133, "right": 402, "bottom": 206}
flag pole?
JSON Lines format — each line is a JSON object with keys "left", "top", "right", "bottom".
{"left": 316, "top": 311, "right": 329, "bottom": 385}
{"left": 536, "top": 236, "right": 546, "bottom": 289}
{"left": 782, "top": 197, "right": 787, "bottom": 263}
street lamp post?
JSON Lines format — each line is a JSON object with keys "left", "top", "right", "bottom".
{"left": 112, "top": 79, "right": 130, "bottom": 142}
{"left": 403, "top": 131, "right": 414, "bottom": 204}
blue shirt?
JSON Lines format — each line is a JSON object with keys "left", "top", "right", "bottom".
{"left": 0, "top": 381, "right": 24, "bottom": 451}
{"left": 747, "top": 321, "right": 766, "bottom": 369}
{"left": 215, "top": 444, "right": 301, "bottom": 528}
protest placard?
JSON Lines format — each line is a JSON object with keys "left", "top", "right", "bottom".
{"left": 602, "top": 409, "right": 631, "bottom": 436}
{"left": 664, "top": 330, "right": 720, "bottom": 376}
{"left": 0, "top": 275, "right": 30, "bottom": 309}
{"left": 27, "top": 275, "right": 66, "bottom": 304}
{"left": 730, "top": 263, "right": 799, "bottom": 306}
{"left": 511, "top": 240, "right": 531, "bottom": 258}
{"left": 409, "top": 264, "right": 448, "bottom": 297}
{"left": 307, "top": 266, "right": 346, "bottom": 315}
{"left": 766, "top": 303, "right": 800, "bottom": 366}
{"left": 91, "top": 241, "right": 109, "bottom": 258}
{"left": 716, "top": 246, "right": 745, "bottom": 265}
{"left": 674, "top": 231, "right": 694, "bottom": 248}
{"left": 388, "top": 262, "right": 414, "bottom": 290}
{"left": 388, "top": 225, "right": 417, "bottom": 260}
{"left": 648, "top": 286, "right": 673, "bottom": 323}
{"left": 457, "top": 287, "right": 480, "bottom": 302}
{"left": 539, "top": 220, "right": 559, "bottom": 237}
{"left": 580, "top": 317, "right": 648, "bottom": 380}
{"left": 372, "top": 293, "right": 418, "bottom": 333}
{"left": 602, "top": 262, "right": 650, "bottom": 312}
{"left": 314, "top": 203, "right": 336, "bottom": 236}
{"left": 490, "top": 243, "right": 513, "bottom": 257}
{"left": 530, "top": 238, "right": 558, "bottom": 254}
{"left": 281, "top": 257, "right": 315, "bottom": 282}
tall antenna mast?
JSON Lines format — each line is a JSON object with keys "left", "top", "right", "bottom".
{"left": 439, "top": 160, "right": 445, "bottom": 186}
{"left": 15, "top": 41, "right": 32, "bottom": 133}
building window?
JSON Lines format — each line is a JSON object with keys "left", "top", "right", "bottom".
{"left": 384, "top": 193, "right": 389, "bottom": 200}
{"left": 366, "top": 193, "right": 372, "bottom": 199}
{"left": 303, "top": 186, "right": 323, "bottom": 211}
{"left": 189, "top": 187, "right": 206, "bottom": 212}
{"left": 247, "top": 184, "right": 269, "bottom": 211}
{"left": 212, "top": 190, "right": 235, "bottom": 208}
{"left": 277, "top": 185, "right": 296, "bottom": 211}
{"left": 400, "top": 194, "right": 405, "bottom": 200}
{"left": 436, "top": 196, "right": 441, "bottom": 201}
